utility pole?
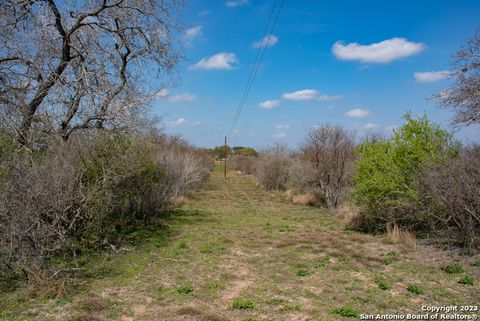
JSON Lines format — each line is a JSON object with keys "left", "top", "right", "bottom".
{"left": 224, "top": 136, "right": 227, "bottom": 178}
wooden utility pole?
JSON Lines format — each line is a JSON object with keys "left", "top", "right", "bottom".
{"left": 224, "top": 136, "right": 227, "bottom": 178}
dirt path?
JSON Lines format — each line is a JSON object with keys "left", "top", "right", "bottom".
{"left": 2, "top": 166, "right": 479, "bottom": 321}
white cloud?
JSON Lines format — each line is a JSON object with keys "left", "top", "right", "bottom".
{"left": 282, "top": 89, "right": 342, "bottom": 101}
{"left": 190, "top": 52, "right": 238, "bottom": 70}
{"left": 259, "top": 99, "right": 280, "bottom": 109}
{"left": 276, "top": 124, "right": 290, "bottom": 129}
{"left": 155, "top": 88, "right": 169, "bottom": 98}
{"left": 273, "top": 132, "right": 287, "bottom": 139}
{"left": 252, "top": 35, "right": 278, "bottom": 48}
{"left": 414, "top": 70, "right": 450, "bottom": 83}
{"left": 168, "top": 93, "right": 197, "bottom": 102}
{"left": 225, "top": 0, "right": 248, "bottom": 7}
{"left": 332, "top": 38, "right": 425, "bottom": 63}
{"left": 168, "top": 118, "right": 186, "bottom": 127}
{"left": 345, "top": 108, "right": 370, "bottom": 118}
{"left": 364, "top": 123, "right": 379, "bottom": 130}
{"left": 183, "top": 26, "right": 202, "bottom": 46}
{"left": 197, "top": 10, "right": 210, "bottom": 17}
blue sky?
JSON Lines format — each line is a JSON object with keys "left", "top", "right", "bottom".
{"left": 152, "top": 0, "right": 480, "bottom": 148}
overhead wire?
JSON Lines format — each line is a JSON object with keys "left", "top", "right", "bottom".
{"left": 226, "top": 0, "right": 285, "bottom": 137}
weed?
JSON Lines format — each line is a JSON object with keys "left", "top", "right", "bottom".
{"left": 472, "top": 259, "right": 480, "bottom": 267}
{"left": 314, "top": 256, "right": 331, "bottom": 268}
{"left": 443, "top": 263, "right": 465, "bottom": 274}
{"left": 382, "top": 258, "right": 394, "bottom": 265}
{"left": 296, "top": 268, "right": 311, "bottom": 277}
{"left": 279, "top": 225, "right": 295, "bottom": 232}
{"left": 407, "top": 284, "right": 424, "bottom": 295}
{"left": 332, "top": 306, "right": 359, "bottom": 318}
{"left": 154, "top": 286, "right": 169, "bottom": 301}
{"left": 267, "top": 298, "right": 284, "bottom": 305}
{"left": 281, "top": 303, "right": 301, "bottom": 312}
{"left": 178, "top": 240, "right": 188, "bottom": 249}
{"left": 207, "top": 282, "right": 220, "bottom": 291}
{"left": 458, "top": 276, "right": 474, "bottom": 286}
{"left": 177, "top": 284, "right": 193, "bottom": 295}
{"left": 374, "top": 278, "right": 391, "bottom": 290}
{"left": 232, "top": 299, "right": 254, "bottom": 309}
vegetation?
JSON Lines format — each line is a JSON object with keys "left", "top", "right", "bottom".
{"left": 458, "top": 276, "right": 475, "bottom": 286}
{"left": 332, "top": 306, "right": 359, "bottom": 318}
{"left": 0, "top": 131, "right": 212, "bottom": 283}
{"left": 435, "top": 29, "right": 480, "bottom": 126}
{"left": 232, "top": 299, "right": 255, "bottom": 309}
{"left": 0, "top": 167, "right": 478, "bottom": 320}
{"left": 443, "top": 263, "right": 465, "bottom": 274}
{"left": 407, "top": 284, "right": 424, "bottom": 295}
{"left": 354, "top": 113, "right": 459, "bottom": 231}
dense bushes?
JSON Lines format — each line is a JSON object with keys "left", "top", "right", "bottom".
{"left": 229, "top": 154, "right": 257, "bottom": 175}
{"left": 420, "top": 145, "right": 480, "bottom": 247}
{"left": 254, "top": 145, "right": 291, "bottom": 190}
{"left": 0, "top": 131, "right": 211, "bottom": 282}
{"left": 293, "top": 126, "right": 355, "bottom": 208}
{"left": 354, "top": 114, "right": 460, "bottom": 231}
{"left": 230, "top": 114, "right": 478, "bottom": 248}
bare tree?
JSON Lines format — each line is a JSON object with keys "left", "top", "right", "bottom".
{"left": 254, "top": 145, "right": 291, "bottom": 190}
{"left": 421, "top": 144, "right": 480, "bottom": 248}
{"left": 435, "top": 29, "right": 480, "bottom": 127}
{"left": 0, "top": 0, "right": 183, "bottom": 145}
{"left": 300, "top": 126, "right": 355, "bottom": 209}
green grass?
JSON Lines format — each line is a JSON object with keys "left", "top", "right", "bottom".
{"left": 176, "top": 284, "right": 193, "bottom": 295}
{"left": 296, "top": 268, "right": 311, "bottom": 277}
{"left": 332, "top": 306, "right": 359, "bottom": 318}
{"left": 407, "top": 284, "right": 424, "bottom": 295}
{"left": 374, "top": 277, "right": 391, "bottom": 290}
{"left": 458, "top": 276, "right": 474, "bottom": 286}
{"left": 0, "top": 165, "right": 479, "bottom": 321}
{"left": 232, "top": 299, "right": 254, "bottom": 309}
{"left": 443, "top": 263, "right": 465, "bottom": 274}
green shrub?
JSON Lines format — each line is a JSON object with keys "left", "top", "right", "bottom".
{"left": 296, "top": 268, "right": 311, "bottom": 277}
{"left": 407, "top": 284, "right": 424, "bottom": 294}
{"left": 458, "top": 276, "right": 474, "bottom": 285}
{"left": 232, "top": 299, "right": 254, "bottom": 309}
{"left": 332, "top": 306, "right": 359, "bottom": 318}
{"left": 374, "top": 277, "right": 391, "bottom": 290}
{"left": 354, "top": 113, "right": 459, "bottom": 231}
{"left": 443, "top": 263, "right": 465, "bottom": 274}
{"left": 177, "top": 284, "right": 193, "bottom": 295}
{"left": 472, "top": 259, "right": 480, "bottom": 267}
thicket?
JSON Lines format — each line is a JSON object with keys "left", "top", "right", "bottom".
{"left": 231, "top": 115, "right": 479, "bottom": 248}
{"left": 0, "top": 131, "right": 212, "bottom": 283}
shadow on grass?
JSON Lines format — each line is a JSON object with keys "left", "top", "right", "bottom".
{"left": 0, "top": 206, "right": 215, "bottom": 298}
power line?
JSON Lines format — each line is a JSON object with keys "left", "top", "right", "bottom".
{"left": 228, "top": 0, "right": 279, "bottom": 134}
{"left": 226, "top": 0, "right": 285, "bottom": 137}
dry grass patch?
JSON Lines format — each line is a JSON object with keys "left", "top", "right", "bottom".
{"left": 292, "top": 193, "right": 318, "bottom": 206}
{"left": 387, "top": 224, "right": 417, "bottom": 250}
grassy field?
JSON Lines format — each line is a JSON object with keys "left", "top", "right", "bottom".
{"left": 1, "top": 166, "right": 479, "bottom": 321}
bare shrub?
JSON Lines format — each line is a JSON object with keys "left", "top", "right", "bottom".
{"left": 420, "top": 144, "right": 480, "bottom": 248}
{"left": 229, "top": 154, "right": 257, "bottom": 175}
{"left": 254, "top": 145, "right": 291, "bottom": 190}
{"left": 295, "top": 126, "right": 356, "bottom": 209}
{"left": 0, "top": 130, "right": 212, "bottom": 282}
